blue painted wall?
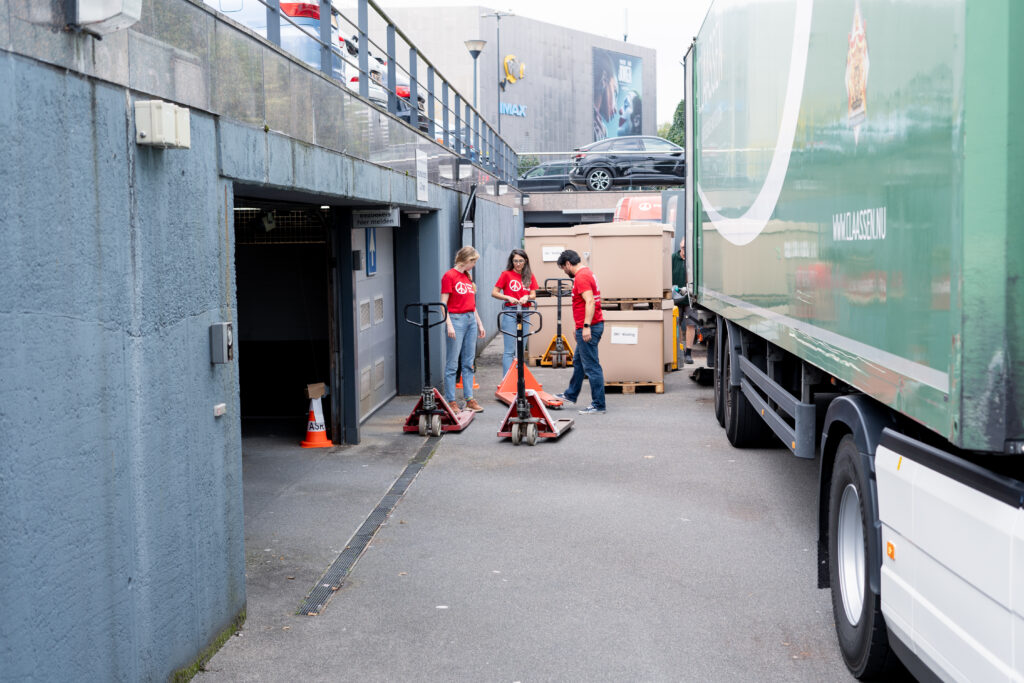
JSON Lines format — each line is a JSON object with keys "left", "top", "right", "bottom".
{"left": 0, "top": 2, "right": 523, "bottom": 677}
{"left": 0, "top": 53, "right": 245, "bottom": 680}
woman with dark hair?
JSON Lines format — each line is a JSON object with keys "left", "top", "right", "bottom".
{"left": 491, "top": 249, "right": 539, "bottom": 376}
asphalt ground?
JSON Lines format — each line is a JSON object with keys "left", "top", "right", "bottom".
{"left": 197, "top": 337, "right": 864, "bottom": 682}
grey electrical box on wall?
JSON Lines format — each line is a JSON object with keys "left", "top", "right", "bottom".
{"left": 210, "top": 322, "right": 233, "bottom": 364}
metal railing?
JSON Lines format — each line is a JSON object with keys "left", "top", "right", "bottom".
{"left": 204, "top": 0, "right": 516, "bottom": 182}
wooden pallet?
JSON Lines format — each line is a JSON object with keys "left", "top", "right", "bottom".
{"left": 605, "top": 380, "right": 665, "bottom": 394}
{"left": 601, "top": 298, "right": 665, "bottom": 311}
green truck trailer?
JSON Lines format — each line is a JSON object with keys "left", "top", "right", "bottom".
{"left": 683, "top": 0, "right": 1023, "bottom": 679}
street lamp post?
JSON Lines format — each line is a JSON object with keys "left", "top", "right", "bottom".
{"left": 464, "top": 39, "right": 486, "bottom": 109}
{"left": 482, "top": 10, "right": 513, "bottom": 135}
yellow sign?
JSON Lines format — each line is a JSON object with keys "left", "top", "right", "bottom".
{"left": 503, "top": 55, "right": 525, "bottom": 84}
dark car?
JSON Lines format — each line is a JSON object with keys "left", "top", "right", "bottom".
{"left": 569, "top": 135, "right": 685, "bottom": 191}
{"left": 517, "top": 161, "right": 575, "bottom": 192}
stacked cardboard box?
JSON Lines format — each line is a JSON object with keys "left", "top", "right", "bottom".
{"left": 523, "top": 222, "right": 675, "bottom": 383}
{"left": 587, "top": 221, "right": 675, "bottom": 385}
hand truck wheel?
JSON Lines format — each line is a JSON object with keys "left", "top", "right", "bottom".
{"left": 511, "top": 422, "right": 522, "bottom": 445}
{"left": 417, "top": 414, "right": 428, "bottom": 436}
{"left": 524, "top": 423, "right": 538, "bottom": 446}
{"left": 430, "top": 414, "right": 442, "bottom": 437}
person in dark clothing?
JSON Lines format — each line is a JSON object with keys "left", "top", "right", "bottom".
{"left": 671, "top": 240, "right": 695, "bottom": 364}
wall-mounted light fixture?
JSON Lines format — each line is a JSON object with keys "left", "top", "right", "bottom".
{"left": 70, "top": 0, "right": 142, "bottom": 36}
{"left": 135, "top": 100, "right": 191, "bottom": 149}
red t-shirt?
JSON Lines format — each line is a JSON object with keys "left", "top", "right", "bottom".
{"left": 571, "top": 266, "right": 603, "bottom": 329}
{"left": 494, "top": 270, "right": 538, "bottom": 307}
{"left": 441, "top": 268, "right": 477, "bottom": 313}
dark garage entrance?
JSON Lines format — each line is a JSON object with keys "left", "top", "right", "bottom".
{"left": 234, "top": 201, "right": 335, "bottom": 440}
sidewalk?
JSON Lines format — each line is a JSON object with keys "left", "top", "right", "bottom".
{"left": 197, "top": 338, "right": 851, "bottom": 681}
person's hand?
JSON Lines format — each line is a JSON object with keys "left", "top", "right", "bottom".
{"left": 477, "top": 324, "right": 486, "bottom": 339}
{"left": 447, "top": 324, "right": 456, "bottom": 339}
{"left": 518, "top": 295, "right": 529, "bottom": 305}
{"left": 582, "top": 327, "right": 592, "bottom": 342}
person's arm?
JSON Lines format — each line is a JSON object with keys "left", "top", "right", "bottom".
{"left": 581, "top": 289, "right": 595, "bottom": 342}
{"left": 491, "top": 285, "right": 515, "bottom": 304}
{"left": 440, "top": 292, "right": 455, "bottom": 338}
{"left": 475, "top": 309, "right": 486, "bottom": 338}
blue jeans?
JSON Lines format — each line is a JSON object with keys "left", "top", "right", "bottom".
{"left": 444, "top": 312, "right": 477, "bottom": 402}
{"left": 563, "top": 322, "right": 605, "bottom": 410}
{"left": 499, "top": 309, "right": 531, "bottom": 377}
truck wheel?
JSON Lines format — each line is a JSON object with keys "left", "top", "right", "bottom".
{"left": 828, "top": 435, "right": 894, "bottom": 678}
{"left": 429, "top": 414, "right": 442, "bottom": 437}
{"left": 722, "top": 332, "right": 773, "bottom": 446}
{"left": 511, "top": 423, "right": 522, "bottom": 445}
{"left": 586, "top": 168, "right": 612, "bottom": 191}
{"left": 713, "top": 325, "right": 726, "bottom": 427}
{"left": 417, "top": 414, "right": 427, "bottom": 436}
{"left": 524, "top": 423, "right": 538, "bottom": 446}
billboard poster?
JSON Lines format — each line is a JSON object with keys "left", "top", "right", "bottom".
{"left": 593, "top": 47, "right": 644, "bottom": 141}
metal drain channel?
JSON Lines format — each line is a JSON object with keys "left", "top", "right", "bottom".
{"left": 298, "top": 436, "right": 439, "bottom": 616}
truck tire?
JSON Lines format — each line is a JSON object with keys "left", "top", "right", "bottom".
{"left": 713, "top": 322, "right": 726, "bottom": 427}
{"left": 721, "top": 329, "right": 773, "bottom": 446}
{"left": 828, "top": 435, "right": 895, "bottom": 679}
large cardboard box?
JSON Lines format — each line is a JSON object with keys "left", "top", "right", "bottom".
{"left": 600, "top": 308, "right": 665, "bottom": 383}
{"left": 524, "top": 226, "right": 590, "bottom": 289}
{"left": 587, "top": 222, "right": 674, "bottom": 299}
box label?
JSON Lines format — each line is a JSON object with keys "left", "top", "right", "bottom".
{"left": 610, "top": 326, "right": 639, "bottom": 344}
{"left": 542, "top": 245, "right": 565, "bottom": 262}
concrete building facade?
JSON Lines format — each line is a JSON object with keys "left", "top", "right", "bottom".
{"left": 384, "top": 6, "right": 658, "bottom": 160}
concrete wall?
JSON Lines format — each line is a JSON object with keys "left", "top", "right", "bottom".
{"left": 0, "top": 54, "right": 245, "bottom": 680}
{"left": 386, "top": 7, "right": 658, "bottom": 156}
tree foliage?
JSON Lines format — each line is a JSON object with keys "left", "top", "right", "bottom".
{"left": 664, "top": 99, "right": 686, "bottom": 146}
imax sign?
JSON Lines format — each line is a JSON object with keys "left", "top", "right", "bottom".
{"left": 499, "top": 102, "right": 527, "bottom": 117}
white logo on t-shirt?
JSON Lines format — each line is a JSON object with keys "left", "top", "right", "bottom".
{"left": 454, "top": 281, "right": 474, "bottom": 294}
{"left": 508, "top": 279, "right": 524, "bottom": 293}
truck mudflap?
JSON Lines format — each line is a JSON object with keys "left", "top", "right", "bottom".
{"left": 875, "top": 429, "right": 1024, "bottom": 681}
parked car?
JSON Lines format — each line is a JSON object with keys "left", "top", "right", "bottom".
{"left": 517, "top": 161, "right": 575, "bottom": 192}
{"left": 569, "top": 135, "right": 685, "bottom": 191}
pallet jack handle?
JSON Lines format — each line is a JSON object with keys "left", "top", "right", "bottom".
{"left": 497, "top": 307, "right": 543, "bottom": 416}
{"left": 543, "top": 277, "right": 573, "bottom": 344}
{"left": 404, "top": 302, "right": 448, "bottom": 390}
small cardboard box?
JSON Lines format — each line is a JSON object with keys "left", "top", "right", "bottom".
{"left": 524, "top": 226, "right": 591, "bottom": 289}
{"left": 305, "top": 382, "right": 327, "bottom": 399}
{"left": 599, "top": 308, "right": 665, "bottom": 383}
{"left": 587, "top": 222, "right": 674, "bottom": 299}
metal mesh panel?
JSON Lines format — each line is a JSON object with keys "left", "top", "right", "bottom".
{"left": 234, "top": 208, "right": 328, "bottom": 244}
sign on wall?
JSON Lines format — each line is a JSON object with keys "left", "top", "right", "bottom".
{"left": 353, "top": 207, "right": 399, "bottom": 228}
{"left": 365, "top": 227, "right": 377, "bottom": 276}
{"left": 592, "top": 47, "right": 644, "bottom": 141}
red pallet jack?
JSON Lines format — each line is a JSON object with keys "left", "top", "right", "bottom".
{"left": 402, "top": 303, "right": 475, "bottom": 436}
{"left": 539, "top": 278, "right": 574, "bottom": 368}
{"left": 496, "top": 307, "right": 574, "bottom": 445}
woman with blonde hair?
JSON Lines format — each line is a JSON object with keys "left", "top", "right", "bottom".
{"left": 491, "top": 249, "right": 538, "bottom": 376}
{"left": 440, "top": 246, "right": 486, "bottom": 412}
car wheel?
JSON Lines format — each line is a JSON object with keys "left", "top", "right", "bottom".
{"left": 585, "top": 168, "right": 612, "bottom": 191}
{"left": 562, "top": 185, "right": 576, "bottom": 192}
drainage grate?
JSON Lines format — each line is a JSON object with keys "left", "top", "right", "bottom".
{"left": 297, "top": 437, "right": 439, "bottom": 616}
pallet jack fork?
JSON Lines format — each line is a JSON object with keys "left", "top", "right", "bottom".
{"left": 540, "top": 278, "right": 574, "bottom": 368}
{"left": 402, "top": 303, "right": 474, "bottom": 436}
{"left": 496, "top": 307, "right": 574, "bottom": 445}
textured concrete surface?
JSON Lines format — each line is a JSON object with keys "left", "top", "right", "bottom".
{"left": 198, "top": 339, "right": 879, "bottom": 682}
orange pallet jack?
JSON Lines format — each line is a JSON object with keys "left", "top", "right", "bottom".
{"left": 540, "top": 278, "right": 574, "bottom": 368}
{"left": 496, "top": 307, "right": 574, "bottom": 445}
{"left": 402, "top": 303, "right": 474, "bottom": 436}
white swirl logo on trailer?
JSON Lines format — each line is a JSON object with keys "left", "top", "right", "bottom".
{"left": 697, "top": 0, "right": 814, "bottom": 246}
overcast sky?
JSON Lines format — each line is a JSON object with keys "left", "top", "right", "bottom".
{"left": 376, "top": 1, "right": 714, "bottom": 125}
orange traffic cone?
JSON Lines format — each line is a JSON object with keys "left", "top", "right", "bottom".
{"left": 300, "top": 397, "right": 333, "bottom": 448}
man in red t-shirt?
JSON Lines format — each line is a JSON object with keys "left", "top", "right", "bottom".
{"left": 554, "top": 250, "right": 606, "bottom": 414}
